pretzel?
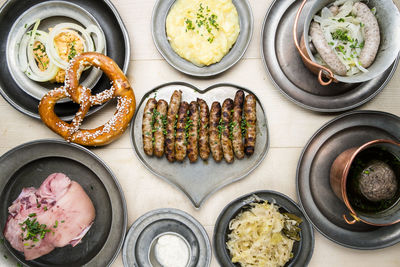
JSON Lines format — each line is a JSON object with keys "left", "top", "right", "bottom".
{"left": 38, "top": 52, "right": 136, "bottom": 146}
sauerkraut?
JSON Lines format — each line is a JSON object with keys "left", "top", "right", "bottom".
{"left": 312, "top": 0, "right": 376, "bottom": 76}
{"left": 226, "top": 200, "right": 302, "bottom": 267}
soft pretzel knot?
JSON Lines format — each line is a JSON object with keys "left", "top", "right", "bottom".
{"left": 39, "top": 52, "right": 136, "bottom": 146}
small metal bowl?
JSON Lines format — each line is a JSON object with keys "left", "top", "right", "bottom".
{"left": 6, "top": 1, "right": 106, "bottom": 103}
{"left": 214, "top": 191, "right": 314, "bottom": 267}
{"left": 151, "top": 0, "right": 253, "bottom": 77}
{"left": 295, "top": 0, "right": 400, "bottom": 85}
{"left": 148, "top": 232, "right": 191, "bottom": 267}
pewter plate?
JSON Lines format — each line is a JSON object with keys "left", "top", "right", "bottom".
{"left": 0, "top": 0, "right": 130, "bottom": 120}
{"left": 122, "top": 208, "right": 211, "bottom": 267}
{"left": 151, "top": 0, "right": 253, "bottom": 77}
{"left": 297, "top": 110, "right": 400, "bottom": 249}
{"left": 214, "top": 191, "right": 314, "bottom": 267}
{"left": 261, "top": 0, "right": 399, "bottom": 112}
{"left": 0, "top": 139, "right": 127, "bottom": 266}
{"left": 130, "top": 82, "right": 269, "bottom": 208}
{"left": 6, "top": 1, "right": 106, "bottom": 103}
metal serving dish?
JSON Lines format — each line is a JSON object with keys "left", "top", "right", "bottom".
{"left": 151, "top": 0, "right": 253, "bottom": 77}
{"left": 130, "top": 82, "right": 269, "bottom": 208}
{"left": 0, "top": 139, "right": 127, "bottom": 266}
{"left": 6, "top": 1, "right": 106, "bottom": 103}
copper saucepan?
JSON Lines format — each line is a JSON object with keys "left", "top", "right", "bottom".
{"left": 293, "top": 0, "right": 400, "bottom": 86}
{"left": 330, "top": 139, "right": 400, "bottom": 226}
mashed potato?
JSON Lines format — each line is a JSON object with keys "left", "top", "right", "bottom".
{"left": 166, "top": 0, "right": 240, "bottom": 66}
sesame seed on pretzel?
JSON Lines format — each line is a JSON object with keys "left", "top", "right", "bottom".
{"left": 39, "top": 52, "right": 136, "bottom": 146}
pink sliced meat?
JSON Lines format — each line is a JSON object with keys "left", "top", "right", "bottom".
{"left": 3, "top": 173, "right": 95, "bottom": 260}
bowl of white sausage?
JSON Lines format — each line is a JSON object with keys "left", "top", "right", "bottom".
{"left": 294, "top": 0, "right": 400, "bottom": 85}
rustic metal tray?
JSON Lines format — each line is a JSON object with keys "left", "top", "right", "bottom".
{"left": 130, "top": 82, "right": 269, "bottom": 208}
{"left": 0, "top": 139, "right": 126, "bottom": 266}
{"left": 297, "top": 110, "right": 400, "bottom": 249}
{"left": 261, "top": 0, "right": 399, "bottom": 112}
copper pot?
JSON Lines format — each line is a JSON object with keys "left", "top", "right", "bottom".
{"left": 330, "top": 139, "right": 400, "bottom": 226}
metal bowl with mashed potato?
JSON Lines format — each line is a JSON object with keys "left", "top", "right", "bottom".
{"left": 151, "top": 0, "right": 253, "bottom": 76}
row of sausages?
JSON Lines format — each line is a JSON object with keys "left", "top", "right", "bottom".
{"left": 142, "top": 90, "right": 257, "bottom": 163}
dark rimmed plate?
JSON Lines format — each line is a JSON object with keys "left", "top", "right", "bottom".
{"left": 297, "top": 110, "right": 400, "bottom": 249}
{"left": 0, "top": 139, "right": 127, "bottom": 266}
{"left": 130, "top": 82, "right": 269, "bottom": 208}
{"left": 214, "top": 190, "right": 314, "bottom": 267}
{"left": 151, "top": 0, "right": 253, "bottom": 77}
{"left": 261, "top": 0, "right": 399, "bottom": 113}
{"left": 122, "top": 208, "right": 211, "bottom": 267}
{"left": 0, "top": 0, "right": 130, "bottom": 120}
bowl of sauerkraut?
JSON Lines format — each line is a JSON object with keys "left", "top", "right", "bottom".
{"left": 301, "top": 0, "right": 400, "bottom": 84}
{"left": 213, "top": 191, "right": 314, "bottom": 267}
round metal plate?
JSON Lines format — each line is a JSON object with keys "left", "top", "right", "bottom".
{"left": 261, "top": 0, "right": 399, "bottom": 113}
{"left": 297, "top": 110, "right": 400, "bottom": 249}
{"left": 122, "top": 208, "right": 211, "bottom": 267}
{"left": 0, "top": 139, "right": 127, "bottom": 266}
{"left": 151, "top": 0, "right": 253, "bottom": 77}
{"left": 0, "top": 0, "right": 130, "bottom": 120}
{"left": 213, "top": 190, "right": 314, "bottom": 267}
{"left": 130, "top": 82, "right": 269, "bottom": 208}
{"left": 6, "top": 1, "right": 106, "bottom": 103}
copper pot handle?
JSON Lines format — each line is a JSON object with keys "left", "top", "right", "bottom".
{"left": 343, "top": 212, "right": 361, "bottom": 225}
{"left": 293, "top": 0, "right": 336, "bottom": 86}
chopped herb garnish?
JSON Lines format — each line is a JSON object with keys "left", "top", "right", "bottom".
{"left": 68, "top": 41, "right": 77, "bottom": 60}
{"left": 53, "top": 220, "right": 58, "bottom": 228}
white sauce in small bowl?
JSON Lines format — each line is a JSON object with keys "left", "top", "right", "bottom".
{"left": 154, "top": 233, "right": 190, "bottom": 267}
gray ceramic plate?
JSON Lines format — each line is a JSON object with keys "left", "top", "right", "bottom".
{"left": 0, "top": 139, "right": 127, "bottom": 266}
{"left": 151, "top": 0, "right": 253, "bottom": 77}
{"left": 130, "top": 82, "right": 269, "bottom": 208}
{"left": 0, "top": 0, "right": 130, "bottom": 120}
{"left": 297, "top": 110, "right": 400, "bottom": 249}
{"left": 122, "top": 208, "right": 211, "bottom": 267}
{"left": 213, "top": 190, "right": 314, "bottom": 267}
{"left": 261, "top": 0, "right": 399, "bottom": 113}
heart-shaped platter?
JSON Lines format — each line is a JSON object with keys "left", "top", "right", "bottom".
{"left": 130, "top": 82, "right": 269, "bottom": 208}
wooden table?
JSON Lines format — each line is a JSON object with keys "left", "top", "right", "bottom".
{"left": 1, "top": 0, "right": 400, "bottom": 266}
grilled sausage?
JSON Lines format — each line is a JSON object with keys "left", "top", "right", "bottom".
{"left": 310, "top": 22, "right": 347, "bottom": 76}
{"left": 244, "top": 94, "right": 257, "bottom": 156}
{"left": 187, "top": 101, "right": 199, "bottom": 163}
{"left": 209, "top": 102, "right": 223, "bottom": 162}
{"left": 153, "top": 99, "right": 168, "bottom": 158}
{"left": 353, "top": 2, "right": 380, "bottom": 68}
{"left": 165, "top": 90, "right": 182, "bottom": 162}
{"left": 197, "top": 98, "right": 210, "bottom": 161}
{"left": 232, "top": 90, "right": 245, "bottom": 159}
{"left": 221, "top": 99, "right": 234, "bottom": 163}
{"left": 142, "top": 98, "right": 157, "bottom": 156}
{"left": 175, "top": 101, "right": 189, "bottom": 162}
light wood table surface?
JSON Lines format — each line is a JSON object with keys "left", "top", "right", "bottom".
{"left": 1, "top": 0, "right": 400, "bottom": 266}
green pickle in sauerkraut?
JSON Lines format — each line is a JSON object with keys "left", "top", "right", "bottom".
{"left": 226, "top": 200, "right": 302, "bottom": 267}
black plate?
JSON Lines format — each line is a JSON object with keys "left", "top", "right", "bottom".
{"left": 261, "top": 0, "right": 399, "bottom": 112}
{"left": 0, "top": 139, "right": 127, "bottom": 266}
{"left": 297, "top": 110, "right": 400, "bottom": 249}
{"left": 214, "top": 190, "right": 314, "bottom": 267}
{"left": 0, "top": 0, "right": 130, "bottom": 120}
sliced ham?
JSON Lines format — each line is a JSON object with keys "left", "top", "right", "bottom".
{"left": 3, "top": 173, "right": 95, "bottom": 260}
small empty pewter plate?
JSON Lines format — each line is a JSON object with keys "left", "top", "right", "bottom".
{"left": 130, "top": 82, "right": 269, "bottom": 208}
{"left": 122, "top": 208, "right": 211, "bottom": 267}
{"left": 151, "top": 0, "right": 253, "bottom": 77}
{"left": 0, "top": 139, "right": 127, "bottom": 266}
{"left": 6, "top": 1, "right": 106, "bottom": 103}
{"left": 214, "top": 190, "right": 314, "bottom": 266}
{"left": 297, "top": 110, "right": 400, "bottom": 249}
